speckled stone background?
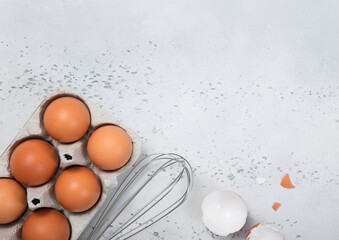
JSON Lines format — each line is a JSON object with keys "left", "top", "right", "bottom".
{"left": 0, "top": 1, "right": 338, "bottom": 239}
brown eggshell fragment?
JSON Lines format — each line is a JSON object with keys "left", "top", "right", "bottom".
{"left": 280, "top": 174, "right": 295, "bottom": 189}
{"left": 272, "top": 202, "right": 281, "bottom": 211}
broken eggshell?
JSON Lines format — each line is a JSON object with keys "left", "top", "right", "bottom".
{"left": 246, "top": 223, "right": 283, "bottom": 240}
{"left": 201, "top": 190, "right": 247, "bottom": 236}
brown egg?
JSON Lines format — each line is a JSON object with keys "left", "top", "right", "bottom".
{"left": 55, "top": 166, "right": 101, "bottom": 212}
{"left": 10, "top": 139, "right": 59, "bottom": 186}
{"left": 22, "top": 209, "right": 71, "bottom": 240}
{"left": 43, "top": 96, "right": 91, "bottom": 143}
{"left": 0, "top": 178, "right": 27, "bottom": 224}
{"left": 87, "top": 125, "right": 133, "bottom": 170}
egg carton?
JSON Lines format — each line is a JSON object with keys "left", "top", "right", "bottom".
{"left": 0, "top": 87, "right": 142, "bottom": 240}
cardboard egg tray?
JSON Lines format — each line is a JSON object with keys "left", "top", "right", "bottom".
{"left": 0, "top": 87, "right": 142, "bottom": 240}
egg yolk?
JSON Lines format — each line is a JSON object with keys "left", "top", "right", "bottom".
{"left": 87, "top": 125, "right": 133, "bottom": 170}
{"left": 10, "top": 139, "right": 59, "bottom": 186}
{"left": 22, "top": 209, "right": 70, "bottom": 240}
{"left": 0, "top": 178, "right": 27, "bottom": 224}
{"left": 43, "top": 96, "right": 91, "bottom": 143}
{"left": 55, "top": 166, "right": 101, "bottom": 212}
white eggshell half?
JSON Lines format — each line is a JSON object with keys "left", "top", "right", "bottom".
{"left": 201, "top": 190, "right": 247, "bottom": 236}
{"left": 246, "top": 224, "right": 283, "bottom": 240}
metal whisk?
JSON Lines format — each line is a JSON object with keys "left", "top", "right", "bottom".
{"left": 80, "top": 153, "right": 193, "bottom": 240}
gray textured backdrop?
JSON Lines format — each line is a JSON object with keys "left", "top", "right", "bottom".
{"left": 0, "top": 0, "right": 338, "bottom": 239}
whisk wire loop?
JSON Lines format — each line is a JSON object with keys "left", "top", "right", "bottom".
{"left": 84, "top": 153, "right": 193, "bottom": 240}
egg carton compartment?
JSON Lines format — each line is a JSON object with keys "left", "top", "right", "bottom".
{"left": 0, "top": 87, "right": 142, "bottom": 240}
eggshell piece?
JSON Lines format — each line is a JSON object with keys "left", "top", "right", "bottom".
{"left": 246, "top": 223, "right": 283, "bottom": 240}
{"left": 10, "top": 139, "right": 59, "bottom": 186}
{"left": 87, "top": 125, "right": 133, "bottom": 170}
{"left": 272, "top": 202, "right": 281, "bottom": 211}
{"left": 55, "top": 166, "right": 101, "bottom": 212}
{"left": 43, "top": 96, "right": 90, "bottom": 143}
{"left": 280, "top": 174, "right": 295, "bottom": 189}
{"left": 255, "top": 177, "right": 266, "bottom": 184}
{"left": 22, "top": 209, "right": 71, "bottom": 240}
{"left": 0, "top": 178, "right": 27, "bottom": 224}
{"left": 201, "top": 190, "right": 247, "bottom": 236}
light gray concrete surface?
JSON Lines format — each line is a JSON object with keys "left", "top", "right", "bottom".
{"left": 0, "top": 0, "right": 338, "bottom": 239}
